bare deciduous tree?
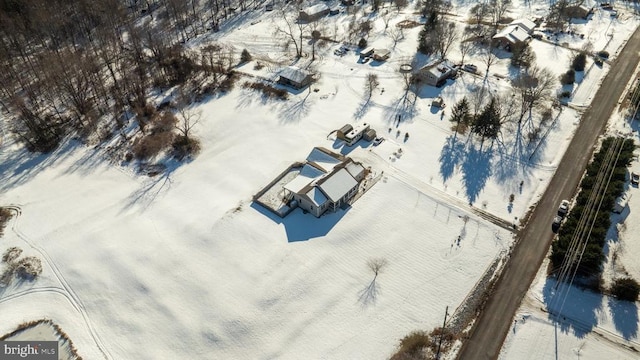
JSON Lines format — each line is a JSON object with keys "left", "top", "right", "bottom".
{"left": 511, "top": 66, "right": 556, "bottom": 124}
{"left": 482, "top": 46, "right": 498, "bottom": 78}
{"left": 365, "top": 73, "right": 380, "bottom": 100}
{"left": 459, "top": 39, "right": 474, "bottom": 65}
{"left": 274, "top": 6, "right": 307, "bottom": 58}
{"left": 367, "top": 257, "right": 388, "bottom": 279}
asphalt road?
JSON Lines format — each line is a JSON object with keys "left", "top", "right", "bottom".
{"left": 456, "top": 27, "right": 640, "bottom": 360}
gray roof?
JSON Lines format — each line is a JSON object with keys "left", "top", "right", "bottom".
{"left": 279, "top": 66, "right": 312, "bottom": 84}
{"left": 302, "top": 3, "right": 329, "bottom": 16}
{"left": 318, "top": 168, "right": 357, "bottom": 203}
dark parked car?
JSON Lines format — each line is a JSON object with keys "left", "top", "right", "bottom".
{"left": 631, "top": 172, "right": 639, "bottom": 186}
{"left": 552, "top": 215, "right": 563, "bottom": 233}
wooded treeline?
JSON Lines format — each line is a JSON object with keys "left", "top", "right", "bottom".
{"left": 0, "top": 0, "right": 242, "bottom": 153}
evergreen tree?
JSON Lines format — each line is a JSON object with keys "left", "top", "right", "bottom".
{"left": 472, "top": 98, "right": 501, "bottom": 144}
{"left": 450, "top": 97, "right": 470, "bottom": 137}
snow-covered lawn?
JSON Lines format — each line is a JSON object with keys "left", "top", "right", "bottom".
{"left": 1, "top": 0, "right": 640, "bottom": 359}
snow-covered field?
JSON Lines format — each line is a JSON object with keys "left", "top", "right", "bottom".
{"left": 1, "top": 0, "right": 640, "bottom": 359}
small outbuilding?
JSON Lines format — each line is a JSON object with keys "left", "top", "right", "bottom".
{"left": 360, "top": 47, "right": 375, "bottom": 58}
{"left": 337, "top": 124, "right": 354, "bottom": 141}
{"left": 299, "top": 3, "right": 329, "bottom": 22}
{"left": 278, "top": 66, "right": 314, "bottom": 89}
{"left": 372, "top": 49, "right": 390, "bottom": 62}
{"left": 363, "top": 128, "right": 377, "bottom": 142}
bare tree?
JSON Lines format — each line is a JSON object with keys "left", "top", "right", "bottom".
{"left": 365, "top": 73, "right": 380, "bottom": 101}
{"left": 511, "top": 66, "right": 556, "bottom": 124}
{"left": 459, "top": 39, "right": 474, "bottom": 65}
{"left": 367, "top": 258, "right": 388, "bottom": 279}
{"left": 489, "top": 0, "right": 512, "bottom": 26}
{"left": 482, "top": 46, "right": 498, "bottom": 78}
{"left": 390, "top": 26, "right": 405, "bottom": 48}
{"left": 274, "top": 6, "right": 307, "bottom": 58}
{"left": 434, "top": 21, "right": 459, "bottom": 59}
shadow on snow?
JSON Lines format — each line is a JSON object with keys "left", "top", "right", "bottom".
{"left": 250, "top": 202, "right": 349, "bottom": 242}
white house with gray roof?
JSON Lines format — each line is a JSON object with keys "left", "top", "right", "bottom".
{"left": 284, "top": 147, "right": 366, "bottom": 217}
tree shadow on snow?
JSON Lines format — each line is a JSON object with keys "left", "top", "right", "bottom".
{"left": 0, "top": 137, "right": 81, "bottom": 193}
{"left": 250, "top": 202, "right": 349, "bottom": 242}
{"left": 357, "top": 278, "right": 380, "bottom": 307}
{"left": 543, "top": 277, "right": 602, "bottom": 338}
{"left": 461, "top": 141, "right": 493, "bottom": 204}
{"left": 439, "top": 135, "right": 465, "bottom": 182}
{"left": 609, "top": 297, "right": 639, "bottom": 340}
{"left": 278, "top": 92, "right": 315, "bottom": 124}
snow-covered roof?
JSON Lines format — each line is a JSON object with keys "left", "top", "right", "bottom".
{"left": 345, "top": 161, "right": 365, "bottom": 179}
{"left": 509, "top": 19, "right": 536, "bottom": 33}
{"left": 493, "top": 25, "right": 530, "bottom": 44}
{"left": 318, "top": 168, "right": 357, "bottom": 203}
{"left": 306, "top": 147, "right": 342, "bottom": 172}
{"left": 284, "top": 164, "right": 324, "bottom": 194}
{"left": 305, "top": 187, "right": 329, "bottom": 207}
{"left": 302, "top": 3, "right": 329, "bottom": 16}
{"left": 279, "top": 66, "right": 312, "bottom": 84}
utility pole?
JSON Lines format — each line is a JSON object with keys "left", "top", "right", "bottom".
{"left": 436, "top": 305, "right": 449, "bottom": 359}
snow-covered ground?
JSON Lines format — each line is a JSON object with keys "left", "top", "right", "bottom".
{"left": 1, "top": 0, "right": 639, "bottom": 359}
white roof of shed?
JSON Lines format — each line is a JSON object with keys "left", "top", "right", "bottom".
{"left": 318, "top": 168, "right": 357, "bottom": 203}
{"left": 279, "top": 66, "right": 312, "bottom": 84}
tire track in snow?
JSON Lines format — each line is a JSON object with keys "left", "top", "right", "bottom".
{"left": 5, "top": 205, "right": 113, "bottom": 360}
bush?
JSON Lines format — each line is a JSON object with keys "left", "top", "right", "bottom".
{"left": 572, "top": 53, "right": 587, "bottom": 71}
{"left": 2, "top": 247, "right": 23, "bottom": 263}
{"left": 391, "top": 331, "right": 430, "bottom": 359}
{"left": 243, "top": 81, "right": 288, "bottom": 100}
{"left": 133, "top": 132, "right": 175, "bottom": 160}
{"left": 152, "top": 112, "right": 178, "bottom": 134}
{"left": 0, "top": 208, "right": 12, "bottom": 237}
{"left": 240, "top": 49, "right": 252, "bottom": 63}
{"left": 611, "top": 277, "right": 640, "bottom": 301}
{"left": 559, "top": 90, "right": 571, "bottom": 98}
{"left": 560, "top": 69, "right": 575, "bottom": 85}
{"left": 172, "top": 135, "right": 201, "bottom": 160}
{"left": 358, "top": 37, "right": 368, "bottom": 49}
{"left": 15, "top": 256, "right": 42, "bottom": 279}
{"left": 597, "top": 50, "right": 609, "bottom": 59}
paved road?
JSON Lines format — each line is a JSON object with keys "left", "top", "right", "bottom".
{"left": 456, "top": 27, "right": 640, "bottom": 360}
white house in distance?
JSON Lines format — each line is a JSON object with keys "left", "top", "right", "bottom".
{"left": 283, "top": 147, "right": 366, "bottom": 217}
{"left": 492, "top": 18, "right": 536, "bottom": 49}
{"left": 299, "top": 3, "right": 329, "bottom": 22}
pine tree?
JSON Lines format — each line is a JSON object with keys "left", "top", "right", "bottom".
{"left": 473, "top": 98, "right": 501, "bottom": 145}
{"left": 450, "top": 97, "right": 470, "bottom": 137}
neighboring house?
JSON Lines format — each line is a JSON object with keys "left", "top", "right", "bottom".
{"left": 492, "top": 19, "right": 536, "bottom": 50}
{"left": 284, "top": 147, "right": 366, "bottom": 217}
{"left": 508, "top": 19, "right": 536, "bottom": 34}
{"left": 299, "top": 3, "right": 329, "bottom": 22}
{"left": 372, "top": 49, "right": 390, "bottom": 61}
{"left": 416, "top": 60, "right": 456, "bottom": 87}
{"left": 278, "top": 66, "right": 314, "bottom": 89}
{"left": 492, "top": 25, "right": 530, "bottom": 49}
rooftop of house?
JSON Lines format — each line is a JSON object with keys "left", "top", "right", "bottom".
{"left": 279, "top": 66, "right": 312, "bottom": 83}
